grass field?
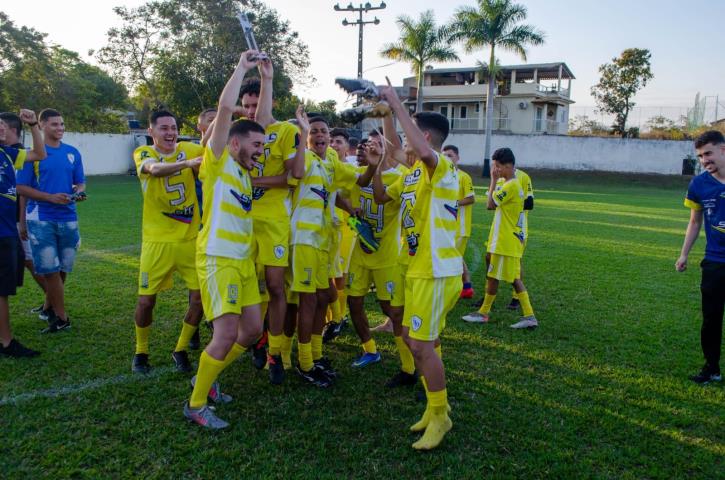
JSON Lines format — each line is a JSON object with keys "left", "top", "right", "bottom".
{"left": 2, "top": 170, "right": 723, "bottom": 479}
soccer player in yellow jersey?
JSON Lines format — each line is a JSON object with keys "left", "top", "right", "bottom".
{"left": 375, "top": 85, "right": 462, "bottom": 450}
{"left": 239, "top": 62, "right": 304, "bottom": 382}
{"left": 131, "top": 110, "right": 204, "bottom": 374}
{"left": 443, "top": 145, "right": 476, "bottom": 299}
{"left": 462, "top": 148, "right": 538, "bottom": 329}
{"left": 184, "top": 51, "right": 267, "bottom": 429}
{"left": 346, "top": 133, "right": 403, "bottom": 370}
{"left": 503, "top": 167, "right": 533, "bottom": 311}
{"left": 289, "top": 116, "right": 376, "bottom": 387}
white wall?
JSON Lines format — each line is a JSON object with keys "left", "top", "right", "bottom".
{"left": 60, "top": 132, "right": 137, "bottom": 175}
{"left": 448, "top": 133, "right": 694, "bottom": 175}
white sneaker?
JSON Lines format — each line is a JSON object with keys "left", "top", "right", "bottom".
{"left": 510, "top": 316, "right": 538, "bottom": 329}
{"left": 462, "top": 312, "right": 489, "bottom": 323}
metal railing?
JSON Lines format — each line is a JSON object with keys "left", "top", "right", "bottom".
{"left": 533, "top": 119, "right": 562, "bottom": 134}
{"left": 449, "top": 117, "right": 511, "bottom": 131}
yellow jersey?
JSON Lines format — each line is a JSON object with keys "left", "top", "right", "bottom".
{"left": 487, "top": 177, "right": 525, "bottom": 257}
{"left": 133, "top": 141, "right": 203, "bottom": 243}
{"left": 349, "top": 166, "right": 403, "bottom": 269}
{"left": 251, "top": 121, "right": 300, "bottom": 218}
{"left": 457, "top": 169, "right": 474, "bottom": 238}
{"left": 290, "top": 148, "right": 358, "bottom": 251}
{"left": 387, "top": 153, "right": 462, "bottom": 279}
{"left": 496, "top": 167, "right": 533, "bottom": 240}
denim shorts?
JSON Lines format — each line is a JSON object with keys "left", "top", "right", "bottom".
{"left": 26, "top": 220, "right": 81, "bottom": 274}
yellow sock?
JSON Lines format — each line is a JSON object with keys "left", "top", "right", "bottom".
{"left": 331, "top": 299, "right": 341, "bottom": 323}
{"left": 395, "top": 336, "right": 415, "bottom": 374}
{"left": 512, "top": 289, "right": 519, "bottom": 300}
{"left": 135, "top": 325, "right": 150, "bottom": 354}
{"left": 434, "top": 344, "right": 442, "bottom": 360}
{"left": 221, "top": 343, "right": 246, "bottom": 369}
{"left": 189, "top": 351, "right": 225, "bottom": 408}
{"left": 338, "top": 291, "right": 347, "bottom": 319}
{"left": 518, "top": 291, "right": 534, "bottom": 317}
{"left": 268, "top": 333, "right": 282, "bottom": 356}
{"left": 478, "top": 294, "right": 496, "bottom": 315}
{"left": 311, "top": 334, "right": 323, "bottom": 360}
{"left": 298, "top": 341, "right": 313, "bottom": 372}
{"left": 281, "top": 334, "right": 293, "bottom": 369}
{"left": 412, "top": 388, "right": 452, "bottom": 450}
{"left": 174, "top": 322, "right": 198, "bottom": 352}
{"left": 362, "top": 338, "right": 377, "bottom": 354}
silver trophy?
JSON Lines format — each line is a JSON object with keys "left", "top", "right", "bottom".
{"left": 237, "top": 12, "right": 268, "bottom": 61}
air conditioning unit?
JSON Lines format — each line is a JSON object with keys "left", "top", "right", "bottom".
{"left": 518, "top": 101, "right": 529, "bottom": 110}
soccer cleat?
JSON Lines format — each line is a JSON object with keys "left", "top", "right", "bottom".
{"left": 689, "top": 366, "right": 722, "bottom": 385}
{"left": 132, "top": 353, "right": 151, "bottom": 374}
{"left": 188, "top": 329, "right": 201, "bottom": 350}
{"left": 41, "top": 316, "right": 70, "bottom": 333}
{"left": 507, "top": 298, "right": 521, "bottom": 310}
{"left": 172, "top": 350, "right": 193, "bottom": 373}
{"left": 385, "top": 370, "right": 418, "bottom": 388}
{"left": 268, "top": 354, "right": 285, "bottom": 385}
{"left": 183, "top": 402, "right": 229, "bottom": 430}
{"left": 30, "top": 304, "right": 44, "bottom": 315}
{"left": 296, "top": 364, "right": 332, "bottom": 388}
{"left": 252, "top": 332, "right": 268, "bottom": 369}
{"left": 348, "top": 216, "right": 379, "bottom": 253}
{"left": 322, "top": 321, "right": 342, "bottom": 344}
{"left": 351, "top": 351, "right": 381, "bottom": 368}
{"left": 190, "top": 375, "right": 233, "bottom": 404}
{"left": 461, "top": 312, "right": 489, "bottom": 323}
{"left": 315, "top": 356, "right": 338, "bottom": 381}
{"left": 460, "top": 287, "right": 474, "bottom": 299}
{"left": 0, "top": 339, "right": 40, "bottom": 358}
{"left": 510, "top": 316, "right": 538, "bottom": 329}
{"left": 38, "top": 307, "right": 54, "bottom": 322}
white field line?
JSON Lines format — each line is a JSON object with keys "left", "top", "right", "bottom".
{"left": 0, "top": 366, "right": 176, "bottom": 407}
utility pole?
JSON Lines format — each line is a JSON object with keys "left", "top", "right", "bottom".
{"left": 334, "top": 2, "right": 386, "bottom": 80}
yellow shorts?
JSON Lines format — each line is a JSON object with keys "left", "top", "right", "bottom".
{"left": 329, "top": 226, "right": 343, "bottom": 279}
{"left": 253, "top": 216, "right": 290, "bottom": 267}
{"left": 390, "top": 262, "right": 408, "bottom": 308}
{"left": 403, "top": 275, "right": 462, "bottom": 341}
{"left": 487, "top": 253, "right": 521, "bottom": 283}
{"left": 456, "top": 236, "right": 469, "bottom": 256}
{"left": 346, "top": 255, "right": 398, "bottom": 300}
{"left": 138, "top": 240, "right": 198, "bottom": 295}
{"left": 291, "top": 244, "right": 329, "bottom": 293}
{"left": 197, "top": 253, "right": 260, "bottom": 320}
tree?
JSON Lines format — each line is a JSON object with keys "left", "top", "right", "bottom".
{"left": 0, "top": 12, "right": 129, "bottom": 133}
{"left": 591, "top": 48, "right": 653, "bottom": 138}
{"left": 449, "top": 0, "right": 544, "bottom": 174}
{"left": 380, "top": 10, "right": 459, "bottom": 113}
{"left": 97, "top": 0, "right": 311, "bottom": 127}
{"left": 568, "top": 115, "right": 611, "bottom": 137}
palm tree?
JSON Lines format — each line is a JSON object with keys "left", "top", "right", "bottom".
{"left": 380, "top": 10, "right": 459, "bottom": 113}
{"left": 450, "top": 0, "right": 544, "bottom": 174}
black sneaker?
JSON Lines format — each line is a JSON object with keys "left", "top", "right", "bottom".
{"left": 315, "top": 356, "right": 338, "bottom": 381}
{"left": 472, "top": 298, "right": 483, "bottom": 309}
{"left": 41, "top": 315, "right": 70, "bottom": 333}
{"left": 296, "top": 364, "right": 332, "bottom": 388}
{"left": 132, "top": 353, "right": 151, "bottom": 374}
{"left": 322, "top": 321, "right": 341, "bottom": 343}
{"left": 268, "top": 354, "right": 285, "bottom": 385}
{"left": 689, "top": 366, "right": 722, "bottom": 385}
{"left": 172, "top": 350, "right": 193, "bottom": 373}
{"left": 30, "top": 304, "right": 44, "bottom": 315}
{"left": 385, "top": 370, "right": 418, "bottom": 388}
{"left": 188, "top": 328, "right": 201, "bottom": 350}
{"left": 0, "top": 338, "right": 40, "bottom": 358}
{"left": 38, "top": 307, "right": 54, "bottom": 322}
{"left": 507, "top": 298, "right": 520, "bottom": 310}
{"left": 252, "top": 332, "right": 268, "bottom": 370}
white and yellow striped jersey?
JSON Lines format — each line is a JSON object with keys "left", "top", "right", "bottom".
{"left": 196, "top": 144, "right": 254, "bottom": 260}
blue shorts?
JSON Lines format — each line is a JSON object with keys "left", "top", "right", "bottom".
{"left": 26, "top": 220, "right": 80, "bottom": 275}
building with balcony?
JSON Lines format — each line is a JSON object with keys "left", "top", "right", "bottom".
{"left": 401, "top": 62, "right": 575, "bottom": 135}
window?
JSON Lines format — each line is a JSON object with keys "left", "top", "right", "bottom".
{"left": 439, "top": 106, "right": 448, "bottom": 117}
{"left": 460, "top": 106, "right": 468, "bottom": 119}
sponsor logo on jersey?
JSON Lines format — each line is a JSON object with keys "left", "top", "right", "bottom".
{"left": 406, "top": 232, "right": 420, "bottom": 256}
{"left": 230, "top": 189, "right": 252, "bottom": 212}
{"left": 162, "top": 204, "right": 195, "bottom": 223}
{"left": 274, "top": 245, "right": 286, "bottom": 259}
{"left": 67, "top": 153, "right": 75, "bottom": 164}
{"left": 311, "top": 186, "right": 329, "bottom": 207}
{"left": 252, "top": 186, "right": 266, "bottom": 201}
{"left": 411, "top": 315, "right": 422, "bottom": 332}
{"left": 444, "top": 203, "right": 458, "bottom": 219}
{"left": 227, "top": 284, "right": 238, "bottom": 304}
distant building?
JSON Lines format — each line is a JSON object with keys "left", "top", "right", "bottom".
{"left": 400, "top": 62, "right": 575, "bottom": 135}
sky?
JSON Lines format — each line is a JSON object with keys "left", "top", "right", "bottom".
{"left": 3, "top": 0, "right": 725, "bottom": 122}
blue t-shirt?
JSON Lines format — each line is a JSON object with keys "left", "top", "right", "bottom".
{"left": 17, "top": 142, "right": 85, "bottom": 222}
{"left": 0, "top": 145, "right": 26, "bottom": 237}
{"left": 685, "top": 171, "right": 725, "bottom": 263}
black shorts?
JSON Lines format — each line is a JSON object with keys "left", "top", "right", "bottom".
{"left": 0, "top": 236, "right": 24, "bottom": 296}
